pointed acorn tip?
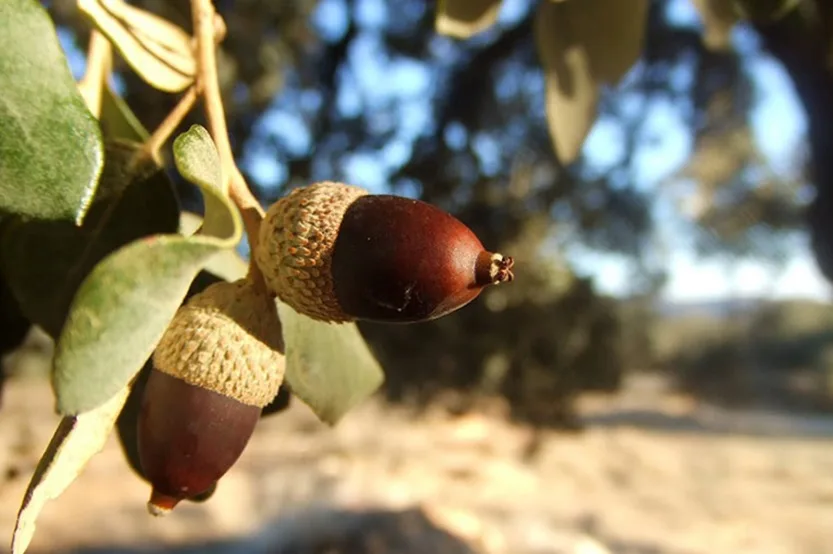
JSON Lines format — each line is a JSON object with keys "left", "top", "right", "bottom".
{"left": 147, "top": 489, "right": 181, "bottom": 517}
{"left": 475, "top": 252, "right": 515, "bottom": 287}
{"left": 492, "top": 254, "right": 514, "bottom": 283}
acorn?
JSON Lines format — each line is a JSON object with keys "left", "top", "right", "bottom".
{"left": 255, "top": 181, "right": 514, "bottom": 323}
{"left": 138, "top": 277, "right": 284, "bottom": 516}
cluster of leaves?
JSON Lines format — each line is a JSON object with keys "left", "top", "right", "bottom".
{"left": 657, "top": 297, "right": 833, "bottom": 412}
{"left": 0, "top": 0, "right": 383, "bottom": 552}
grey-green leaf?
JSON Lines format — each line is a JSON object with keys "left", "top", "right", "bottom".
{"left": 52, "top": 128, "right": 242, "bottom": 415}
{"left": 562, "top": 0, "right": 648, "bottom": 86}
{"left": 535, "top": 0, "right": 599, "bottom": 164}
{"left": 1, "top": 141, "right": 180, "bottom": 338}
{"left": 12, "top": 385, "right": 130, "bottom": 554}
{"left": 534, "top": 0, "right": 648, "bottom": 163}
{"left": 278, "top": 301, "right": 384, "bottom": 425}
{"left": 173, "top": 125, "right": 234, "bottom": 240}
{"left": 52, "top": 235, "right": 226, "bottom": 414}
{"left": 0, "top": 0, "right": 104, "bottom": 224}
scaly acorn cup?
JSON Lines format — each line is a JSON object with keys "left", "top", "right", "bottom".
{"left": 255, "top": 181, "right": 514, "bottom": 323}
{"left": 138, "top": 278, "right": 285, "bottom": 516}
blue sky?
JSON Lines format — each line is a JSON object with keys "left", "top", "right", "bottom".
{"left": 58, "top": 0, "right": 832, "bottom": 303}
{"left": 569, "top": 0, "right": 829, "bottom": 302}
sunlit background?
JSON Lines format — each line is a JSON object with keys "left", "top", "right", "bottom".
{"left": 5, "top": 1, "right": 833, "bottom": 553}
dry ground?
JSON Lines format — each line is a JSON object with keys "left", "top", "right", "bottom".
{"left": 1, "top": 363, "right": 832, "bottom": 554}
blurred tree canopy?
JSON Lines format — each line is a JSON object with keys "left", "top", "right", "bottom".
{"left": 44, "top": 0, "right": 831, "bottom": 426}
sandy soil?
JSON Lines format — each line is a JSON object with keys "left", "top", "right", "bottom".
{"left": 1, "top": 369, "right": 832, "bottom": 554}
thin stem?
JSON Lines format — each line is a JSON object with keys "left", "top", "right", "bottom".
{"left": 232, "top": 166, "right": 266, "bottom": 246}
{"left": 141, "top": 85, "right": 200, "bottom": 166}
{"left": 191, "top": 0, "right": 265, "bottom": 279}
{"left": 77, "top": 30, "right": 112, "bottom": 117}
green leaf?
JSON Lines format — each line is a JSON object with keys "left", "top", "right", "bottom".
{"left": 534, "top": 1, "right": 599, "bottom": 164}
{"left": 435, "top": 0, "right": 502, "bottom": 39}
{"left": 278, "top": 301, "right": 384, "bottom": 425}
{"left": 0, "top": 141, "right": 180, "bottom": 338}
{"left": 568, "top": 0, "right": 649, "bottom": 86}
{"left": 52, "top": 126, "right": 243, "bottom": 415}
{"left": 12, "top": 385, "right": 130, "bottom": 554}
{"left": 100, "top": 86, "right": 150, "bottom": 142}
{"left": 0, "top": 0, "right": 104, "bottom": 224}
{"left": 534, "top": 0, "right": 648, "bottom": 163}
{"left": 173, "top": 125, "right": 235, "bottom": 239}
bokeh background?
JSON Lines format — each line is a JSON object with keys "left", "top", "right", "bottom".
{"left": 2, "top": 1, "right": 833, "bottom": 553}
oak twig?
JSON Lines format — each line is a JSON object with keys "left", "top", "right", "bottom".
{"left": 142, "top": 85, "right": 201, "bottom": 166}
{"left": 191, "top": 0, "right": 266, "bottom": 281}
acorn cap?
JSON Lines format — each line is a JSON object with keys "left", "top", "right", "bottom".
{"left": 152, "top": 278, "right": 285, "bottom": 407}
{"left": 256, "top": 181, "right": 368, "bottom": 322}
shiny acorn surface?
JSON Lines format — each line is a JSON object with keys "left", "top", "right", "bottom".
{"left": 137, "top": 368, "right": 261, "bottom": 515}
{"left": 331, "top": 194, "right": 514, "bottom": 323}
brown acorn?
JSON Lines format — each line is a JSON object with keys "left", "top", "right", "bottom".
{"left": 138, "top": 278, "right": 284, "bottom": 516}
{"left": 255, "top": 181, "right": 514, "bottom": 323}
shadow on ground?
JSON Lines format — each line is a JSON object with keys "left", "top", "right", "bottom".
{"left": 581, "top": 405, "right": 833, "bottom": 439}
{"left": 55, "top": 507, "right": 480, "bottom": 554}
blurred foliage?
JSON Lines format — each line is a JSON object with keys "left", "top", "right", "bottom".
{"left": 44, "top": 0, "right": 833, "bottom": 426}
{"left": 660, "top": 299, "right": 833, "bottom": 412}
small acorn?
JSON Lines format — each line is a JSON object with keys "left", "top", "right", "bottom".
{"left": 138, "top": 278, "right": 284, "bottom": 516}
{"left": 255, "top": 182, "right": 514, "bottom": 323}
